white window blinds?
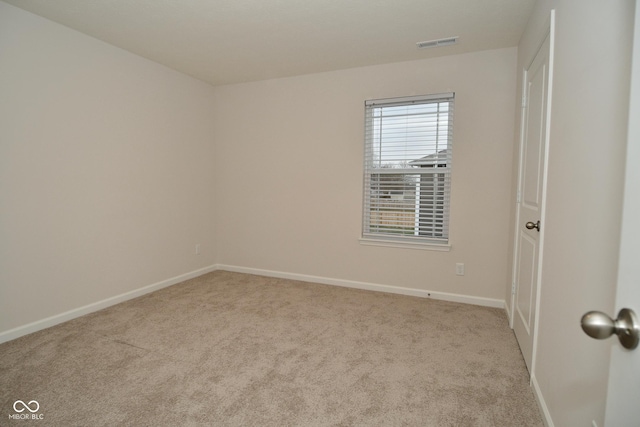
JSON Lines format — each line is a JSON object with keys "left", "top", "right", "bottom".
{"left": 362, "top": 93, "right": 454, "bottom": 245}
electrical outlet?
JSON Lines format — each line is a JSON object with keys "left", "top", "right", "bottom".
{"left": 195, "top": 244, "right": 201, "bottom": 255}
{"left": 455, "top": 263, "right": 465, "bottom": 276}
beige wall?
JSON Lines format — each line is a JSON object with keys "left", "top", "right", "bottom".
{"left": 509, "top": 0, "right": 634, "bottom": 425}
{"left": 0, "top": 2, "right": 217, "bottom": 334}
{"left": 213, "top": 48, "right": 518, "bottom": 301}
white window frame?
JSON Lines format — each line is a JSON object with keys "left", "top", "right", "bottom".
{"left": 360, "top": 93, "right": 454, "bottom": 251}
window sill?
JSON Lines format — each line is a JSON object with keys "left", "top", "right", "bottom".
{"left": 359, "top": 237, "right": 451, "bottom": 252}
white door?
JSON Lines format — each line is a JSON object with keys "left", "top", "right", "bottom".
{"left": 603, "top": 5, "right": 640, "bottom": 424}
{"left": 512, "top": 33, "right": 551, "bottom": 373}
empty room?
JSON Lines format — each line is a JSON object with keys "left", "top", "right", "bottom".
{"left": 1, "top": 0, "right": 638, "bottom": 425}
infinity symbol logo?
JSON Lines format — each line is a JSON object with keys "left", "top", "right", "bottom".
{"left": 13, "top": 400, "right": 40, "bottom": 413}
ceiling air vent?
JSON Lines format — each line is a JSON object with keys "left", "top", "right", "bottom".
{"left": 416, "top": 36, "right": 459, "bottom": 49}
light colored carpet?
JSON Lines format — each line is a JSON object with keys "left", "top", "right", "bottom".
{"left": 0, "top": 271, "right": 543, "bottom": 426}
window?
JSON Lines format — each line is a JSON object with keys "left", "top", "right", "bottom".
{"left": 362, "top": 93, "right": 454, "bottom": 248}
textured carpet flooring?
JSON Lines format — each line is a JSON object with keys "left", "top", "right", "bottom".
{"left": 1, "top": 271, "right": 543, "bottom": 426}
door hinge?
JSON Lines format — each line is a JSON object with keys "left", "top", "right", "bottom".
{"left": 512, "top": 282, "right": 516, "bottom": 295}
{"left": 522, "top": 96, "right": 527, "bottom": 109}
{"left": 516, "top": 190, "right": 521, "bottom": 204}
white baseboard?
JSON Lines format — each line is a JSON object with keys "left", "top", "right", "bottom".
{"left": 0, "top": 264, "right": 218, "bottom": 344}
{"left": 1, "top": 263, "right": 505, "bottom": 344}
{"left": 216, "top": 264, "right": 505, "bottom": 309}
{"left": 531, "top": 374, "right": 554, "bottom": 427}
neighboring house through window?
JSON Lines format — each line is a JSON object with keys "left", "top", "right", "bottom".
{"left": 361, "top": 93, "right": 454, "bottom": 249}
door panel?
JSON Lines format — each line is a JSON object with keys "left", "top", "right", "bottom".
{"left": 513, "top": 33, "right": 550, "bottom": 373}
{"left": 604, "top": 4, "right": 640, "bottom": 424}
{"left": 522, "top": 61, "right": 545, "bottom": 210}
{"left": 516, "top": 233, "right": 536, "bottom": 334}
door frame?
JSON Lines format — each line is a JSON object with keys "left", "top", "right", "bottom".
{"left": 509, "top": 10, "right": 555, "bottom": 379}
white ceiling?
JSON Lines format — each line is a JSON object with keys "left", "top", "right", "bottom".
{"left": 2, "top": 0, "right": 536, "bottom": 86}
